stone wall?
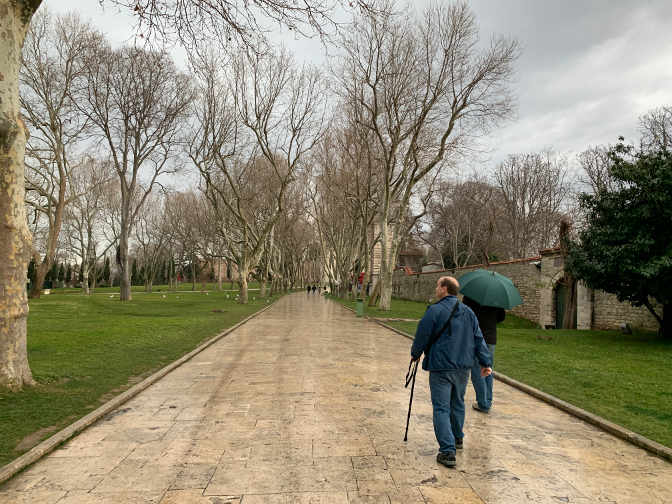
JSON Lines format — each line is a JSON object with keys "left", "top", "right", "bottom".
{"left": 538, "top": 248, "right": 659, "bottom": 332}
{"left": 393, "top": 247, "right": 661, "bottom": 333}
{"left": 592, "top": 290, "right": 660, "bottom": 331}
{"left": 392, "top": 257, "right": 543, "bottom": 323}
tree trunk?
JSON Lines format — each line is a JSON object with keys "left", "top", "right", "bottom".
{"left": 238, "top": 273, "right": 249, "bottom": 303}
{"left": 118, "top": 227, "right": 132, "bottom": 301}
{"left": 368, "top": 279, "right": 381, "bottom": 307}
{"left": 217, "top": 261, "right": 222, "bottom": 291}
{"left": 377, "top": 267, "right": 394, "bottom": 311}
{"left": 146, "top": 279, "right": 154, "bottom": 293}
{"left": 200, "top": 281, "right": 206, "bottom": 294}
{"left": 260, "top": 278, "right": 267, "bottom": 298}
{"left": 190, "top": 254, "right": 196, "bottom": 291}
{"left": 28, "top": 260, "right": 48, "bottom": 299}
{"left": 562, "top": 276, "right": 577, "bottom": 330}
{"left": 0, "top": 0, "right": 40, "bottom": 388}
{"left": 82, "top": 263, "right": 90, "bottom": 294}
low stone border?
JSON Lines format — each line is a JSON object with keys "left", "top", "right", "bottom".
{"left": 328, "top": 299, "right": 672, "bottom": 464}
{"left": 0, "top": 295, "right": 287, "bottom": 486}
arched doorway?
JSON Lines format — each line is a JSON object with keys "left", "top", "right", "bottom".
{"left": 555, "top": 280, "right": 577, "bottom": 329}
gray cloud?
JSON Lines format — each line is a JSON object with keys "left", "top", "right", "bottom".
{"left": 45, "top": 0, "right": 672, "bottom": 166}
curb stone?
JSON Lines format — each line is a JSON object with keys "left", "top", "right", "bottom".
{"left": 328, "top": 298, "right": 672, "bottom": 464}
{"left": 0, "top": 295, "right": 288, "bottom": 486}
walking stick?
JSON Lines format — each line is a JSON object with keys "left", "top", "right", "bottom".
{"left": 403, "top": 359, "right": 419, "bottom": 442}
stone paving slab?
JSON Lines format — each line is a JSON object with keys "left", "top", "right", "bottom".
{"left": 2, "top": 294, "right": 672, "bottom": 503}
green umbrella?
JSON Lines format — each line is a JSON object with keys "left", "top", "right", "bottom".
{"left": 458, "top": 270, "right": 523, "bottom": 309}
{"left": 458, "top": 269, "right": 513, "bottom": 287}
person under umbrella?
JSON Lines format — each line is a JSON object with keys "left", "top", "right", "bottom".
{"left": 463, "top": 295, "right": 505, "bottom": 413}
{"left": 457, "top": 270, "right": 523, "bottom": 414}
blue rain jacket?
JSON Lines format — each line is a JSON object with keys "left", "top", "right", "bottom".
{"left": 411, "top": 295, "right": 492, "bottom": 371}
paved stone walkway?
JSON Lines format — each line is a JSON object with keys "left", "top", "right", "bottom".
{"left": 2, "top": 294, "right": 672, "bottom": 504}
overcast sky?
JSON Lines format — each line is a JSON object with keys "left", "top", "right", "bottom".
{"left": 46, "top": 0, "right": 672, "bottom": 166}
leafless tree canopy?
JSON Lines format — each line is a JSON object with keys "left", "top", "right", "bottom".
{"left": 102, "top": 0, "right": 375, "bottom": 49}
{"left": 638, "top": 105, "right": 672, "bottom": 153}
{"left": 330, "top": 0, "right": 522, "bottom": 309}
{"left": 493, "top": 149, "right": 574, "bottom": 259}
{"left": 577, "top": 145, "right": 615, "bottom": 196}
{"left": 77, "top": 41, "right": 193, "bottom": 300}
{"left": 21, "top": 9, "right": 99, "bottom": 298}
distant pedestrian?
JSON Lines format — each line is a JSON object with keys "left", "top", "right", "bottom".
{"left": 318, "top": 286, "right": 322, "bottom": 295}
{"left": 312, "top": 285, "right": 316, "bottom": 295}
{"left": 307, "top": 285, "right": 311, "bottom": 295}
{"left": 410, "top": 277, "right": 491, "bottom": 468}
{"left": 463, "top": 295, "right": 505, "bottom": 414}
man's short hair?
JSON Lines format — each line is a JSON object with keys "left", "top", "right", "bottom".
{"left": 440, "top": 276, "right": 459, "bottom": 295}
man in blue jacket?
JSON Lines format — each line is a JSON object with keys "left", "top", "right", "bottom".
{"left": 410, "top": 276, "right": 492, "bottom": 468}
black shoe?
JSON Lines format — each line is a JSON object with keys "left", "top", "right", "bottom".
{"left": 455, "top": 438, "right": 463, "bottom": 450}
{"left": 472, "top": 402, "right": 490, "bottom": 414}
{"left": 436, "top": 452, "right": 457, "bottom": 468}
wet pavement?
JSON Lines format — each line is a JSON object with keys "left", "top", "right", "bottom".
{"left": 1, "top": 293, "right": 671, "bottom": 503}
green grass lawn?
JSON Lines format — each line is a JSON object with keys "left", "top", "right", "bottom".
{"left": 50, "top": 281, "right": 262, "bottom": 295}
{"left": 0, "top": 291, "right": 284, "bottom": 468}
{"left": 331, "top": 296, "right": 672, "bottom": 449}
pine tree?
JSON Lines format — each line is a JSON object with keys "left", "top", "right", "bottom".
{"left": 65, "top": 264, "right": 72, "bottom": 285}
{"left": 58, "top": 263, "right": 65, "bottom": 282}
{"left": 50, "top": 261, "right": 58, "bottom": 283}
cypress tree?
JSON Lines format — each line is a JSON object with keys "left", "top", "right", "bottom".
{"left": 131, "top": 259, "right": 139, "bottom": 286}
{"left": 78, "top": 262, "right": 84, "bottom": 282}
{"left": 27, "top": 258, "right": 35, "bottom": 284}
{"left": 103, "top": 257, "right": 111, "bottom": 285}
{"left": 58, "top": 263, "right": 65, "bottom": 282}
{"left": 65, "top": 264, "right": 72, "bottom": 285}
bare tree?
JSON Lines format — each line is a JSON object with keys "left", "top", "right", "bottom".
{"left": 134, "top": 194, "right": 169, "bottom": 293}
{"left": 577, "top": 145, "right": 616, "bottom": 196}
{"left": 417, "top": 175, "right": 494, "bottom": 269}
{"left": 20, "top": 10, "right": 98, "bottom": 299}
{"left": 638, "top": 105, "right": 672, "bottom": 153}
{"left": 333, "top": 1, "right": 521, "bottom": 309}
{"left": 493, "top": 149, "right": 574, "bottom": 259}
{"left": 78, "top": 43, "right": 193, "bottom": 301}
{"left": 64, "top": 157, "right": 116, "bottom": 294}
{"left": 190, "top": 47, "right": 326, "bottom": 303}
